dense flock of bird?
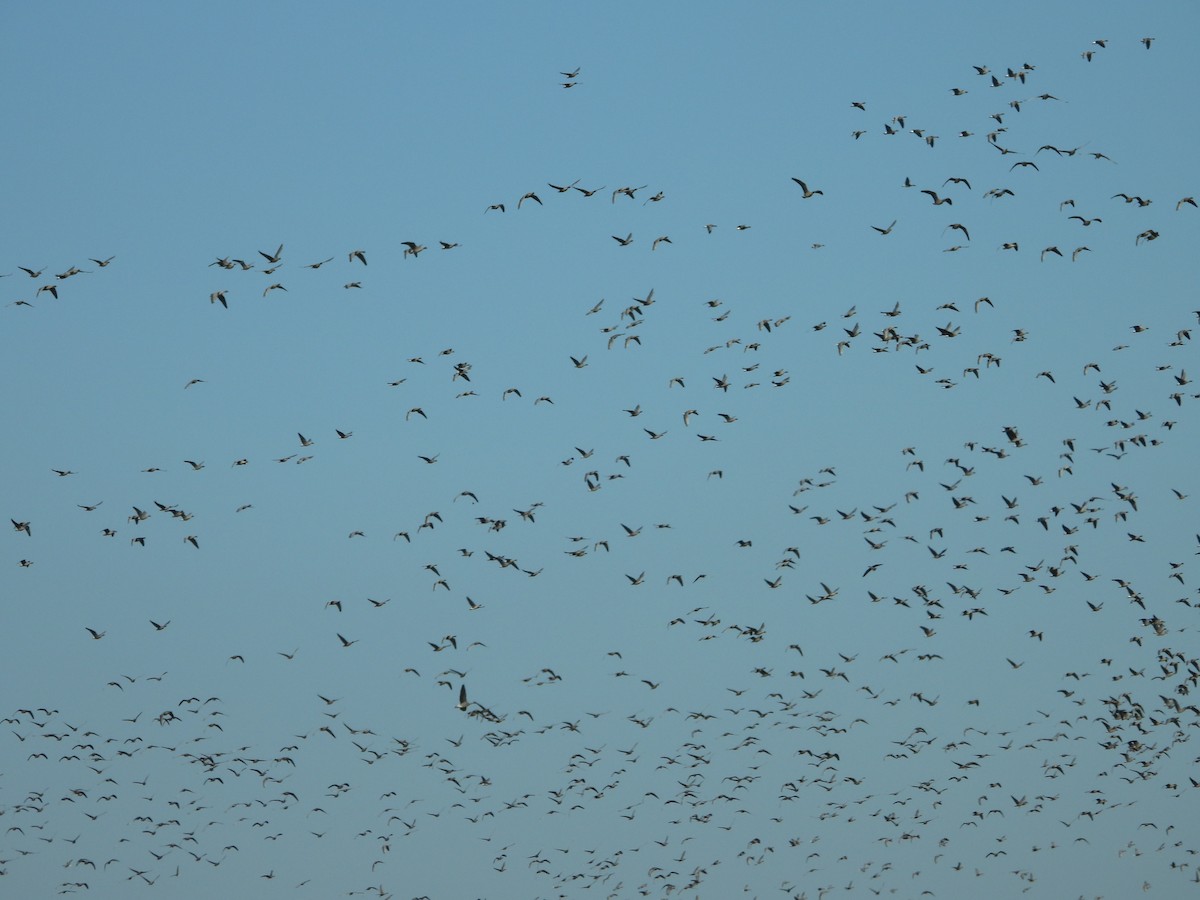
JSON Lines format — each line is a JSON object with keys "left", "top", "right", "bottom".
{"left": 4, "top": 34, "right": 1200, "bottom": 900}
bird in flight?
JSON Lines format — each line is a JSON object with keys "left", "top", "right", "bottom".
{"left": 791, "top": 178, "right": 824, "bottom": 198}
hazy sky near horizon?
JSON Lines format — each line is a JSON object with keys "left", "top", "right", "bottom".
{"left": 3, "top": 4, "right": 1199, "bottom": 898}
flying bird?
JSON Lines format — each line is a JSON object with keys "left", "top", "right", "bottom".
{"left": 791, "top": 178, "right": 824, "bottom": 198}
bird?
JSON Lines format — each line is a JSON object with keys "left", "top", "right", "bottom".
{"left": 871, "top": 220, "right": 897, "bottom": 235}
{"left": 612, "top": 185, "right": 647, "bottom": 203}
{"left": 791, "top": 178, "right": 824, "bottom": 198}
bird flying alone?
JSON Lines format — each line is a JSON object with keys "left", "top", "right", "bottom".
{"left": 792, "top": 178, "right": 824, "bottom": 198}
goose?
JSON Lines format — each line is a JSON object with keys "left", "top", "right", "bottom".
{"left": 791, "top": 178, "right": 823, "bottom": 198}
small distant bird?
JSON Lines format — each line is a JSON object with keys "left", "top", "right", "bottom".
{"left": 791, "top": 178, "right": 823, "bottom": 198}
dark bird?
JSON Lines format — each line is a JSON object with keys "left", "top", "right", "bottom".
{"left": 791, "top": 178, "right": 824, "bottom": 198}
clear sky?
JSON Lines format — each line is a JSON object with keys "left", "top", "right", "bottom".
{"left": 3, "top": 3, "right": 1198, "bottom": 898}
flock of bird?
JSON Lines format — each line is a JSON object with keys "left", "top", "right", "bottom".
{"left": 4, "top": 32, "right": 1199, "bottom": 900}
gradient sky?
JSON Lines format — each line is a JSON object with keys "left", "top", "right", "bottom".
{"left": 3, "top": 4, "right": 1199, "bottom": 898}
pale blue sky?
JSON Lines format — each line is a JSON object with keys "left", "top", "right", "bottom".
{"left": 3, "top": 4, "right": 1198, "bottom": 898}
